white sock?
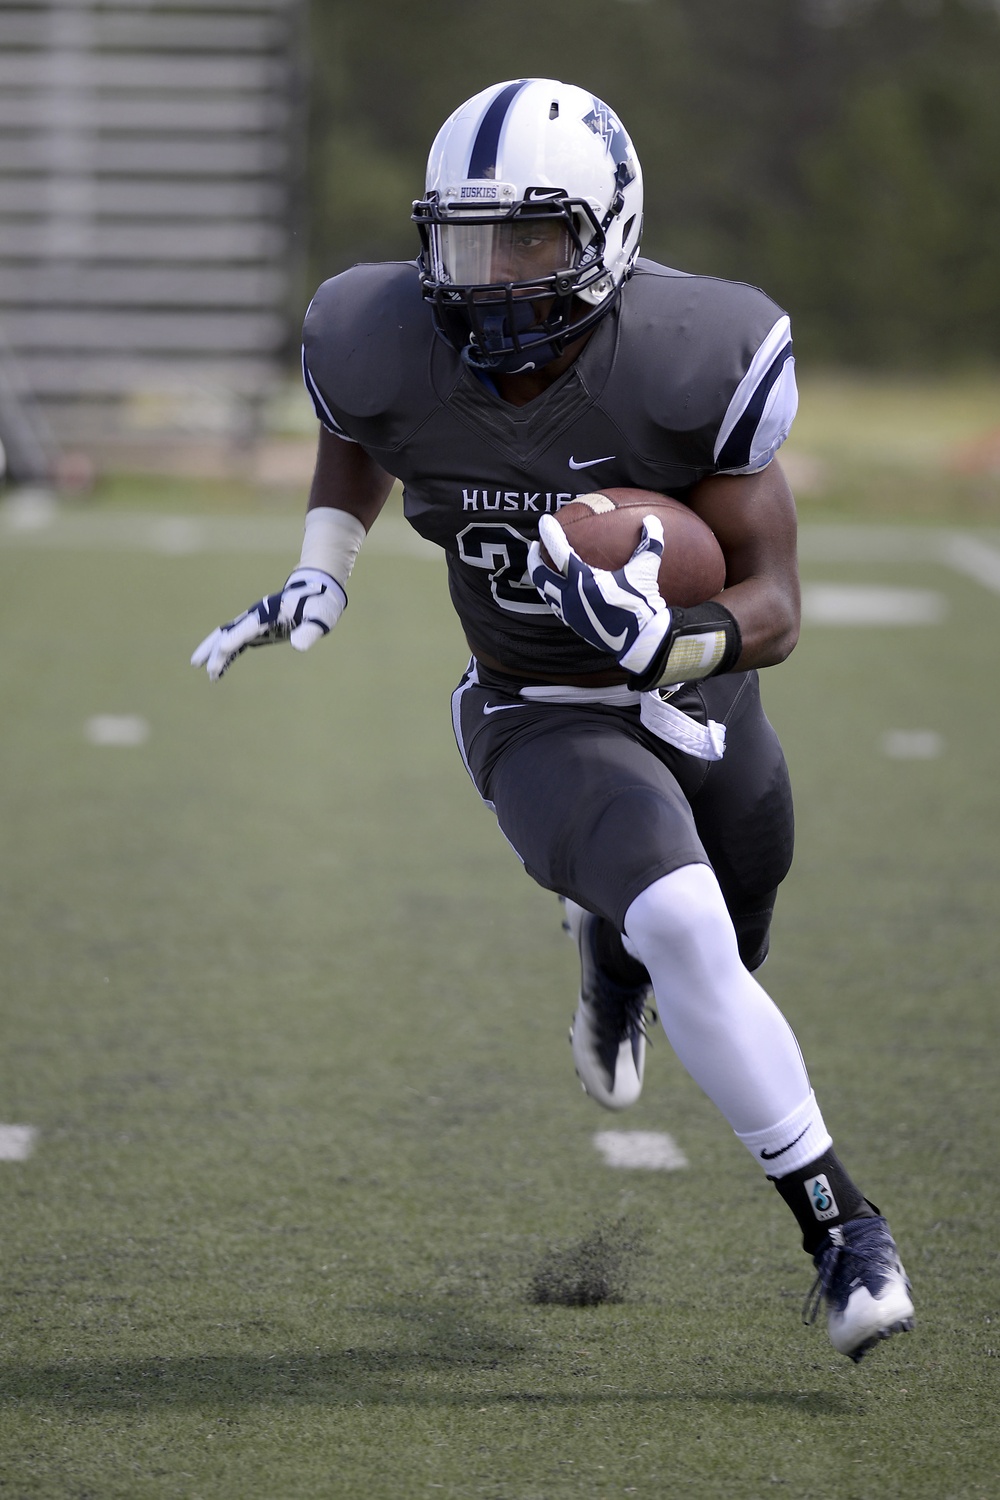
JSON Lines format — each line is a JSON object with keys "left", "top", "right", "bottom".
{"left": 734, "top": 1090, "right": 832, "bottom": 1177}
{"left": 624, "top": 864, "right": 832, "bottom": 1158}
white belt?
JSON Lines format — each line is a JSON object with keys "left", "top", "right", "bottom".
{"left": 517, "top": 681, "right": 727, "bottom": 761}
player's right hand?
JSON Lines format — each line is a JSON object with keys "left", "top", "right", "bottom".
{"left": 190, "top": 567, "right": 347, "bottom": 681}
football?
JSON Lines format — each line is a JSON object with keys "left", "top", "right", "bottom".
{"left": 545, "top": 488, "right": 726, "bottom": 607}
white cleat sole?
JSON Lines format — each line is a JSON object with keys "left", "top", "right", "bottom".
{"left": 829, "top": 1281, "right": 916, "bottom": 1363}
{"left": 570, "top": 1011, "right": 644, "bottom": 1110}
{"left": 562, "top": 896, "right": 650, "bottom": 1111}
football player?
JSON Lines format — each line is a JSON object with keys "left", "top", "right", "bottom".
{"left": 192, "top": 79, "right": 914, "bottom": 1362}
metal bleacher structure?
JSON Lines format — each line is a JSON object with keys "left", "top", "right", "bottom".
{"left": 0, "top": 0, "right": 306, "bottom": 484}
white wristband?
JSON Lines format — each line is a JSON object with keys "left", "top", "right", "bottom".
{"left": 298, "top": 507, "right": 367, "bottom": 589}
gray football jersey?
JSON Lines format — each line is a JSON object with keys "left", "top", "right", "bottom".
{"left": 302, "top": 257, "right": 795, "bottom": 677}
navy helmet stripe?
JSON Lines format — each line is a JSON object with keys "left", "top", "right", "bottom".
{"left": 716, "top": 342, "right": 793, "bottom": 471}
{"left": 467, "top": 79, "right": 530, "bottom": 180}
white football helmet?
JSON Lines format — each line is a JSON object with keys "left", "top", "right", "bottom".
{"left": 413, "top": 78, "right": 643, "bottom": 374}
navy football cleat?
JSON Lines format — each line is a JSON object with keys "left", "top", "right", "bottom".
{"left": 563, "top": 899, "right": 655, "bottom": 1111}
{"left": 805, "top": 1215, "right": 915, "bottom": 1362}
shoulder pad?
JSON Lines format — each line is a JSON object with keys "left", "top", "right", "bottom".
{"left": 625, "top": 261, "right": 788, "bottom": 418}
{"left": 302, "top": 262, "right": 436, "bottom": 431}
{"left": 605, "top": 260, "right": 792, "bottom": 474}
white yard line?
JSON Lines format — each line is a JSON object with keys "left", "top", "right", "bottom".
{"left": 0, "top": 504, "right": 438, "bottom": 559}
{"left": 881, "top": 730, "right": 944, "bottom": 759}
{"left": 801, "top": 584, "right": 947, "bottom": 625}
{"left": 85, "top": 714, "right": 150, "bottom": 746}
{"left": 797, "top": 524, "right": 942, "bottom": 564}
{"left": 593, "top": 1130, "right": 689, "bottom": 1170}
{"left": 2, "top": 505, "right": 999, "bottom": 591}
{"left": 0, "top": 1125, "right": 38, "bottom": 1161}
{"left": 797, "top": 523, "right": 1000, "bottom": 594}
{"left": 940, "top": 533, "right": 1000, "bottom": 593}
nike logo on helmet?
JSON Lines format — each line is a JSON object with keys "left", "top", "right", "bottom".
{"left": 568, "top": 454, "right": 615, "bottom": 470}
{"left": 759, "top": 1125, "right": 810, "bottom": 1161}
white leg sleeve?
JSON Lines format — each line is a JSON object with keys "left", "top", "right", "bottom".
{"left": 624, "top": 864, "right": 832, "bottom": 1171}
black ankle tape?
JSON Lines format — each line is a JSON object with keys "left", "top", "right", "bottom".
{"left": 771, "top": 1149, "right": 877, "bottom": 1254}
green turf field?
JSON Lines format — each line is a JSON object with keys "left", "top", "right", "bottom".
{"left": 1, "top": 482, "right": 998, "bottom": 1497}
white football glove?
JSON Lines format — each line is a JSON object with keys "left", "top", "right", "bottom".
{"left": 527, "top": 512, "right": 675, "bottom": 676}
{"left": 190, "top": 567, "right": 346, "bottom": 682}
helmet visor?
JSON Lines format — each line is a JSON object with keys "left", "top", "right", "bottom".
{"left": 436, "top": 216, "right": 574, "bottom": 289}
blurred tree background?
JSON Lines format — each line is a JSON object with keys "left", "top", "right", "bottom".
{"left": 304, "top": 0, "right": 1000, "bottom": 369}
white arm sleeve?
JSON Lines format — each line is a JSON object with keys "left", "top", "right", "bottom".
{"left": 713, "top": 315, "right": 798, "bottom": 475}
{"left": 298, "top": 507, "right": 367, "bottom": 589}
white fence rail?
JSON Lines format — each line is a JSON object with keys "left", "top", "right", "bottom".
{"left": 0, "top": 0, "right": 306, "bottom": 480}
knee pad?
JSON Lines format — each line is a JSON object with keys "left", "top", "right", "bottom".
{"left": 625, "top": 862, "right": 745, "bottom": 995}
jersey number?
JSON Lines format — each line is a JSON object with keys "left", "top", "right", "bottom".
{"left": 457, "top": 522, "right": 550, "bottom": 616}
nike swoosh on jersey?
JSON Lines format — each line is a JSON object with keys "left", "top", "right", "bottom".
{"left": 576, "top": 574, "right": 628, "bottom": 652}
{"left": 482, "top": 701, "right": 527, "bottom": 714}
{"left": 759, "top": 1125, "right": 810, "bottom": 1160}
{"left": 568, "top": 454, "right": 616, "bottom": 470}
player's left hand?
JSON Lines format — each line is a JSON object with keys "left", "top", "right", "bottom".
{"left": 527, "top": 513, "right": 675, "bottom": 676}
{"left": 190, "top": 567, "right": 346, "bottom": 681}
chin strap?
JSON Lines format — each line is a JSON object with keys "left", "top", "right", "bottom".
{"left": 463, "top": 297, "right": 566, "bottom": 374}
